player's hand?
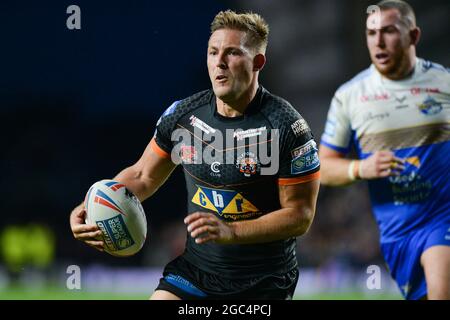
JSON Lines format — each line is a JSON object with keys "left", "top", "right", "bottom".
{"left": 359, "top": 151, "right": 405, "bottom": 180}
{"left": 184, "top": 212, "right": 235, "bottom": 245}
{"left": 70, "top": 203, "right": 105, "bottom": 252}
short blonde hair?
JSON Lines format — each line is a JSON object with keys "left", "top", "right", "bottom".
{"left": 377, "top": 0, "right": 417, "bottom": 29}
{"left": 210, "top": 10, "right": 269, "bottom": 53}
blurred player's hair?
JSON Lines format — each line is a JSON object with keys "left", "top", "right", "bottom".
{"left": 210, "top": 10, "right": 269, "bottom": 54}
{"left": 377, "top": 0, "right": 417, "bottom": 29}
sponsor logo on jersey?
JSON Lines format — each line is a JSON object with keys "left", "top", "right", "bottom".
{"left": 291, "top": 140, "right": 319, "bottom": 175}
{"left": 97, "top": 215, "right": 134, "bottom": 251}
{"left": 363, "top": 111, "right": 390, "bottom": 122}
{"left": 180, "top": 145, "right": 198, "bottom": 164}
{"left": 389, "top": 155, "right": 432, "bottom": 205}
{"left": 189, "top": 115, "right": 216, "bottom": 134}
{"left": 233, "top": 126, "right": 266, "bottom": 141}
{"left": 405, "top": 156, "right": 421, "bottom": 168}
{"left": 191, "top": 186, "right": 259, "bottom": 216}
{"left": 156, "top": 101, "right": 180, "bottom": 127}
{"left": 291, "top": 140, "right": 317, "bottom": 159}
{"left": 418, "top": 96, "right": 442, "bottom": 115}
{"left": 210, "top": 161, "right": 221, "bottom": 177}
{"left": 360, "top": 93, "right": 390, "bottom": 103}
{"left": 394, "top": 95, "right": 407, "bottom": 103}
{"left": 236, "top": 152, "right": 260, "bottom": 177}
{"left": 411, "top": 87, "right": 440, "bottom": 96}
{"left": 291, "top": 119, "right": 309, "bottom": 137}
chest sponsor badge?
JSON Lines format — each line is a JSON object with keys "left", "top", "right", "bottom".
{"left": 191, "top": 186, "right": 259, "bottom": 215}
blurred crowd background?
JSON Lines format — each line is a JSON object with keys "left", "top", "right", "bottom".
{"left": 0, "top": 0, "right": 448, "bottom": 299}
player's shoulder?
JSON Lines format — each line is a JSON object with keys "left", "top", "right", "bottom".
{"left": 419, "top": 58, "right": 450, "bottom": 79}
{"left": 335, "top": 66, "right": 375, "bottom": 96}
{"left": 158, "top": 89, "right": 213, "bottom": 123}
{"left": 260, "top": 87, "right": 305, "bottom": 130}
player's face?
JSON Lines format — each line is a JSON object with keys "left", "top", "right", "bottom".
{"left": 366, "top": 9, "right": 413, "bottom": 80}
{"left": 207, "top": 29, "right": 256, "bottom": 103}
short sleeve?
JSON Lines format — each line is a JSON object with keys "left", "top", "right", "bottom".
{"left": 320, "top": 92, "right": 353, "bottom": 154}
{"left": 277, "top": 116, "right": 320, "bottom": 186}
{"left": 151, "top": 101, "right": 180, "bottom": 159}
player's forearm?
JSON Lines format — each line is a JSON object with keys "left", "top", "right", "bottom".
{"left": 320, "top": 157, "right": 359, "bottom": 186}
{"left": 113, "top": 165, "right": 161, "bottom": 202}
{"left": 229, "top": 206, "right": 315, "bottom": 244}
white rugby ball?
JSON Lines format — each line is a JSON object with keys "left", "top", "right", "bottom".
{"left": 84, "top": 179, "right": 147, "bottom": 257}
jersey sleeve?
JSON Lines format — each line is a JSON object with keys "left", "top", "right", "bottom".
{"left": 320, "top": 92, "right": 353, "bottom": 154}
{"left": 277, "top": 115, "right": 320, "bottom": 186}
{"left": 150, "top": 101, "right": 181, "bottom": 159}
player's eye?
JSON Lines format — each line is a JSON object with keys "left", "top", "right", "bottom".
{"left": 384, "top": 26, "right": 398, "bottom": 33}
{"left": 366, "top": 29, "right": 377, "bottom": 36}
{"left": 229, "top": 50, "right": 242, "bottom": 56}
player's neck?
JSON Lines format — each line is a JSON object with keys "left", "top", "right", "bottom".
{"left": 216, "top": 83, "right": 259, "bottom": 117}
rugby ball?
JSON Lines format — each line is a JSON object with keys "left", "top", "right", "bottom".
{"left": 84, "top": 179, "right": 147, "bottom": 257}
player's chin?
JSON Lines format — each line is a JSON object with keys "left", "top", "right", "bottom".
{"left": 373, "top": 62, "right": 389, "bottom": 73}
{"left": 212, "top": 85, "right": 234, "bottom": 99}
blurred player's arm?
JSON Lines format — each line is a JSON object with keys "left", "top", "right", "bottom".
{"left": 70, "top": 138, "right": 176, "bottom": 250}
{"left": 319, "top": 144, "right": 405, "bottom": 187}
{"left": 185, "top": 178, "right": 320, "bottom": 245}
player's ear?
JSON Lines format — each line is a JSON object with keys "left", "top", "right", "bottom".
{"left": 253, "top": 54, "right": 266, "bottom": 71}
{"left": 409, "top": 27, "right": 421, "bottom": 46}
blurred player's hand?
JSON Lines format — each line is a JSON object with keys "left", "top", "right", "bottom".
{"left": 359, "top": 150, "right": 405, "bottom": 179}
{"left": 184, "top": 212, "right": 235, "bottom": 245}
{"left": 70, "top": 203, "right": 105, "bottom": 251}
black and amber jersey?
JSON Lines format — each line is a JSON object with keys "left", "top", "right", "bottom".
{"left": 151, "top": 86, "right": 320, "bottom": 278}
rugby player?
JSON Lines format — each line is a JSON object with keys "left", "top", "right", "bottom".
{"left": 319, "top": 0, "right": 450, "bottom": 300}
{"left": 70, "top": 10, "right": 321, "bottom": 299}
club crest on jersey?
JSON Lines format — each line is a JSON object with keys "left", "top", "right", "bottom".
{"left": 418, "top": 96, "right": 442, "bottom": 115}
{"left": 180, "top": 145, "right": 198, "bottom": 164}
{"left": 236, "top": 152, "right": 260, "bottom": 177}
{"left": 191, "top": 186, "right": 259, "bottom": 217}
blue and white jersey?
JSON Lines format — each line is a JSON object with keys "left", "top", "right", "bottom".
{"left": 321, "top": 58, "right": 450, "bottom": 243}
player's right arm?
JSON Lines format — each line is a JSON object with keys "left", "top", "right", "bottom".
{"left": 71, "top": 101, "right": 180, "bottom": 251}
{"left": 70, "top": 140, "right": 176, "bottom": 251}
{"left": 319, "top": 146, "right": 405, "bottom": 186}
{"left": 319, "top": 91, "right": 404, "bottom": 187}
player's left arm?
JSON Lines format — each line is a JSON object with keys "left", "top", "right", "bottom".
{"left": 185, "top": 179, "right": 320, "bottom": 245}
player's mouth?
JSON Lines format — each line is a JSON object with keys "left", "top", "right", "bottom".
{"left": 216, "top": 75, "right": 228, "bottom": 83}
{"left": 375, "top": 53, "right": 390, "bottom": 64}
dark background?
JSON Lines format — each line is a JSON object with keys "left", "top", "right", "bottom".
{"left": 0, "top": 0, "right": 448, "bottom": 272}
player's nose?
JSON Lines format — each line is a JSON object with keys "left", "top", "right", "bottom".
{"left": 216, "top": 53, "right": 227, "bottom": 69}
{"left": 375, "top": 31, "right": 385, "bottom": 48}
